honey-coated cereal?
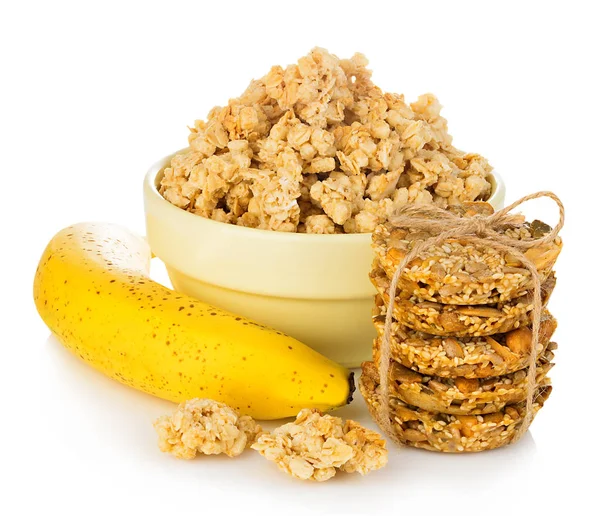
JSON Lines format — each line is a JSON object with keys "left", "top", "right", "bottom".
{"left": 159, "top": 48, "right": 493, "bottom": 233}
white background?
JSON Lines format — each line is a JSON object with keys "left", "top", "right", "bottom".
{"left": 1, "top": 1, "right": 598, "bottom": 514}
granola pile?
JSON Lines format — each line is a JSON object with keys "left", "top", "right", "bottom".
{"left": 360, "top": 203, "right": 562, "bottom": 452}
{"left": 159, "top": 48, "right": 493, "bottom": 233}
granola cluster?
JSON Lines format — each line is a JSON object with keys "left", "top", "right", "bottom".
{"left": 153, "top": 398, "right": 262, "bottom": 459}
{"left": 251, "top": 408, "right": 388, "bottom": 481}
{"left": 159, "top": 48, "right": 493, "bottom": 233}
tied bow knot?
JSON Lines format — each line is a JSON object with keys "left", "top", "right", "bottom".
{"left": 472, "top": 217, "right": 490, "bottom": 236}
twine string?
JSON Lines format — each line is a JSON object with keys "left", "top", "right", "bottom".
{"left": 376, "top": 191, "right": 564, "bottom": 446}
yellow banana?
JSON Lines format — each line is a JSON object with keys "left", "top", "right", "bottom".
{"left": 33, "top": 223, "right": 353, "bottom": 419}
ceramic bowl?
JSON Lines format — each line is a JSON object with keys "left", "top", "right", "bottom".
{"left": 143, "top": 150, "right": 505, "bottom": 367}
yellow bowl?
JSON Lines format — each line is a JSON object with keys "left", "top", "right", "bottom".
{"left": 143, "top": 151, "right": 505, "bottom": 367}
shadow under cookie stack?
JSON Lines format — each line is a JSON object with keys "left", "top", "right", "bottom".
{"left": 359, "top": 201, "right": 563, "bottom": 452}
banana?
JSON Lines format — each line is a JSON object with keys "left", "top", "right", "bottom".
{"left": 33, "top": 223, "right": 353, "bottom": 419}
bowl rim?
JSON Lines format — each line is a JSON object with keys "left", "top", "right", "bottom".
{"left": 144, "top": 148, "right": 505, "bottom": 242}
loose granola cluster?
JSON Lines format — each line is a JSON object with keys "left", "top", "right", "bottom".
{"left": 154, "top": 398, "right": 262, "bottom": 459}
{"left": 159, "top": 48, "right": 493, "bottom": 233}
{"left": 155, "top": 401, "right": 387, "bottom": 481}
{"left": 251, "top": 409, "right": 388, "bottom": 481}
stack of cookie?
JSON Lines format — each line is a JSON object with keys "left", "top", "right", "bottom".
{"left": 359, "top": 202, "right": 562, "bottom": 452}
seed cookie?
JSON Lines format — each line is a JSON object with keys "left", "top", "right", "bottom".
{"left": 359, "top": 362, "right": 551, "bottom": 453}
{"left": 372, "top": 212, "right": 562, "bottom": 305}
{"left": 370, "top": 267, "right": 556, "bottom": 337}
{"left": 371, "top": 307, "right": 557, "bottom": 378}
{"left": 377, "top": 352, "right": 554, "bottom": 415}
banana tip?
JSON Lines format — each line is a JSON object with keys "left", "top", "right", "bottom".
{"left": 347, "top": 371, "right": 355, "bottom": 404}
